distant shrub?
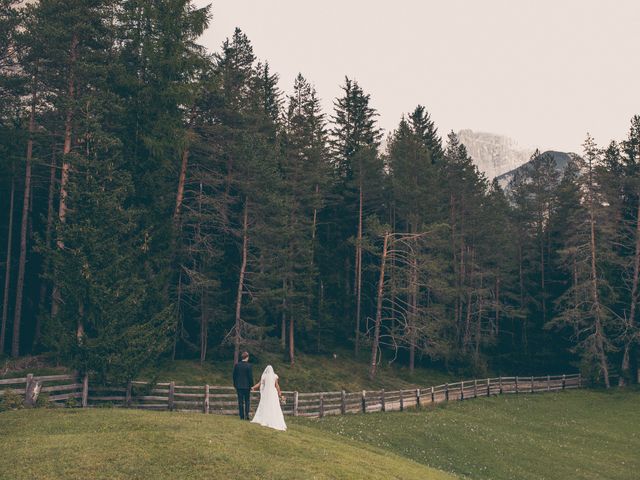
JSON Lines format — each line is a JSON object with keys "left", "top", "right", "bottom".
{"left": 0, "top": 390, "right": 24, "bottom": 412}
{"left": 65, "top": 396, "right": 78, "bottom": 408}
{"left": 34, "top": 392, "right": 52, "bottom": 409}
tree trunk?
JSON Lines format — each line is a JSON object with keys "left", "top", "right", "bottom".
{"left": 173, "top": 109, "right": 196, "bottom": 227}
{"left": 1, "top": 177, "right": 15, "bottom": 353}
{"left": 317, "top": 279, "right": 324, "bottom": 352}
{"left": 281, "top": 278, "right": 286, "bottom": 350}
{"left": 369, "top": 232, "right": 389, "bottom": 380}
{"left": 494, "top": 275, "right": 500, "bottom": 335}
{"left": 172, "top": 270, "right": 183, "bottom": 361}
{"left": 620, "top": 194, "right": 640, "bottom": 386}
{"left": 289, "top": 299, "right": 295, "bottom": 366}
{"left": 173, "top": 146, "right": 190, "bottom": 225}
{"left": 540, "top": 227, "right": 546, "bottom": 324}
{"left": 200, "top": 293, "right": 207, "bottom": 365}
{"left": 588, "top": 169, "right": 610, "bottom": 388}
{"left": 409, "top": 249, "right": 418, "bottom": 373}
{"left": 310, "top": 183, "right": 319, "bottom": 265}
{"left": 11, "top": 78, "right": 38, "bottom": 357}
{"left": 354, "top": 178, "right": 363, "bottom": 356}
{"left": 34, "top": 147, "right": 58, "bottom": 348}
{"left": 51, "top": 33, "right": 78, "bottom": 320}
{"left": 233, "top": 199, "right": 249, "bottom": 365}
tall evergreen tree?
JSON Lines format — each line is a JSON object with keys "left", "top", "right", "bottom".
{"left": 549, "top": 135, "right": 618, "bottom": 387}
{"left": 329, "top": 77, "right": 383, "bottom": 355}
{"left": 279, "top": 73, "right": 330, "bottom": 364}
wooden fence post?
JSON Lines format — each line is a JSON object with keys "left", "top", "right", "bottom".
{"left": 24, "top": 374, "right": 37, "bottom": 407}
{"left": 416, "top": 388, "right": 421, "bottom": 408}
{"left": 431, "top": 386, "right": 435, "bottom": 404}
{"left": 486, "top": 378, "right": 490, "bottom": 396}
{"left": 340, "top": 390, "right": 346, "bottom": 415}
{"left": 380, "top": 389, "right": 385, "bottom": 412}
{"left": 473, "top": 379, "right": 478, "bottom": 398}
{"left": 499, "top": 376, "right": 503, "bottom": 394}
{"left": 25, "top": 373, "right": 33, "bottom": 397}
{"left": 547, "top": 375, "right": 551, "bottom": 392}
{"left": 530, "top": 376, "right": 534, "bottom": 393}
{"left": 445, "top": 383, "right": 449, "bottom": 402}
{"left": 399, "top": 390, "right": 404, "bottom": 411}
{"left": 578, "top": 373, "right": 582, "bottom": 388}
{"left": 361, "top": 390, "right": 366, "bottom": 413}
{"left": 168, "top": 381, "right": 175, "bottom": 411}
{"left": 460, "top": 381, "right": 464, "bottom": 401}
{"left": 125, "top": 381, "right": 132, "bottom": 407}
{"left": 293, "top": 391, "right": 299, "bottom": 417}
{"left": 204, "top": 384, "right": 210, "bottom": 414}
{"left": 319, "top": 394, "right": 324, "bottom": 418}
{"left": 81, "top": 374, "right": 89, "bottom": 408}
{"left": 515, "top": 376, "right": 519, "bottom": 394}
{"left": 561, "top": 374, "right": 566, "bottom": 390}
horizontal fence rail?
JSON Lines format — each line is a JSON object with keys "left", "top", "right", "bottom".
{"left": 0, "top": 372, "right": 582, "bottom": 417}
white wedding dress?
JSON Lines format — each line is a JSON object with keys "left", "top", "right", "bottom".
{"left": 251, "top": 365, "right": 287, "bottom": 431}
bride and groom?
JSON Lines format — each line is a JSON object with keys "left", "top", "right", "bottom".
{"left": 232, "top": 351, "right": 287, "bottom": 431}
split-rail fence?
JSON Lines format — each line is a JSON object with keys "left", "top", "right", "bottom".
{"left": 0, "top": 373, "right": 582, "bottom": 418}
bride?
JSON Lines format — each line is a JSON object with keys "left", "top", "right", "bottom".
{"left": 250, "top": 365, "right": 287, "bottom": 431}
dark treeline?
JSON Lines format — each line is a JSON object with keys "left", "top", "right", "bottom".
{"left": 1, "top": 1, "right": 639, "bottom": 386}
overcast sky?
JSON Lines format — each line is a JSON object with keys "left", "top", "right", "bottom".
{"left": 195, "top": 0, "right": 640, "bottom": 153}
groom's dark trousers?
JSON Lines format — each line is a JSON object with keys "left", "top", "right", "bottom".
{"left": 236, "top": 388, "right": 251, "bottom": 420}
{"left": 232, "top": 360, "right": 253, "bottom": 420}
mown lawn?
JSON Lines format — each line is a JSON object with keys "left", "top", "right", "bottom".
{"left": 303, "top": 388, "right": 640, "bottom": 480}
{"left": 0, "top": 408, "right": 453, "bottom": 480}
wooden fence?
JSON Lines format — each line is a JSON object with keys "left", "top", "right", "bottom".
{"left": 0, "top": 373, "right": 582, "bottom": 417}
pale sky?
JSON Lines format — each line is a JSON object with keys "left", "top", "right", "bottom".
{"left": 195, "top": 0, "right": 640, "bottom": 153}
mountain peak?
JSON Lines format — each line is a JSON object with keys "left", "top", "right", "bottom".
{"left": 457, "top": 130, "right": 534, "bottom": 180}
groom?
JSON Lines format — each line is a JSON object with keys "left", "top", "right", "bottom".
{"left": 232, "top": 351, "right": 254, "bottom": 420}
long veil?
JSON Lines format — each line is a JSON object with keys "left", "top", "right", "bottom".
{"left": 260, "top": 365, "right": 276, "bottom": 393}
{"left": 252, "top": 364, "right": 287, "bottom": 431}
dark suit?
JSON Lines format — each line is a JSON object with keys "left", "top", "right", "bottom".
{"left": 232, "top": 361, "right": 253, "bottom": 420}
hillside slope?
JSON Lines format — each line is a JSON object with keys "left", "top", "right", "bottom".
{"left": 0, "top": 409, "right": 454, "bottom": 480}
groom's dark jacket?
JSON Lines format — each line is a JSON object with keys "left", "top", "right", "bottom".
{"left": 233, "top": 361, "right": 254, "bottom": 389}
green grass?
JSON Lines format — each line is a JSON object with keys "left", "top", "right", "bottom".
{"left": 0, "top": 408, "right": 453, "bottom": 480}
{"left": 1, "top": 390, "right": 637, "bottom": 479}
{"left": 0, "top": 355, "right": 68, "bottom": 379}
{"left": 143, "top": 350, "right": 454, "bottom": 392}
{"left": 303, "top": 389, "right": 640, "bottom": 479}
{"left": 2, "top": 351, "right": 454, "bottom": 393}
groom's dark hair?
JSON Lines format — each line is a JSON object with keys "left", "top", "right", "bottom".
{"left": 241, "top": 351, "right": 249, "bottom": 361}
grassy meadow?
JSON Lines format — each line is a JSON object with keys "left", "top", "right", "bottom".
{"left": 1, "top": 389, "right": 638, "bottom": 479}
{"left": 303, "top": 388, "right": 640, "bottom": 479}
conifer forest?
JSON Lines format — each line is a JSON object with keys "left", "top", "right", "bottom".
{"left": 1, "top": 0, "right": 639, "bottom": 387}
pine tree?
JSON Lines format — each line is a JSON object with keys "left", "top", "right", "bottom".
{"left": 617, "top": 116, "right": 640, "bottom": 384}
{"left": 279, "top": 73, "right": 330, "bottom": 364}
{"left": 386, "top": 112, "right": 439, "bottom": 371}
{"left": 0, "top": 0, "right": 23, "bottom": 354}
{"left": 508, "top": 150, "right": 560, "bottom": 360}
{"left": 549, "top": 135, "right": 618, "bottom": 387}
{"left": 408, "top": 105, "right": 444, "bottom": 164}
{"left": 329, "top": 77, "right": 383, "bottom": 356}
{"left": 44, "top": 145, "right": 173, "bottom": 383}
